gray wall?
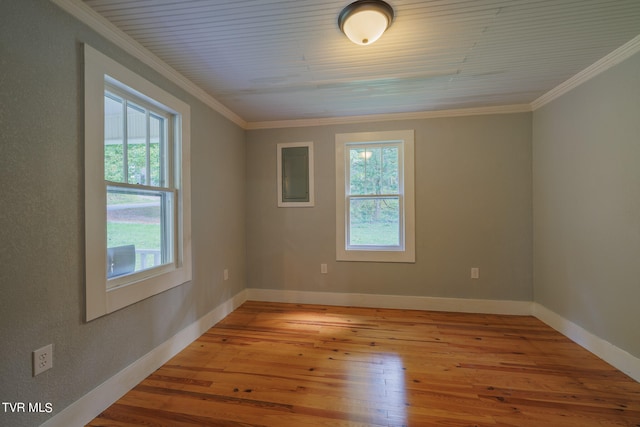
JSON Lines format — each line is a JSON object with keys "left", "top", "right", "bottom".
{"left": 6, "top": 1, "right": 637, "bottom": 425}
{"left": 532, "top": 52, "right": 640, "bottom": 358}
{"left": 246, "top": 114, "right": 533, "bottom": 301}
{"left": 0, "top": 1, "right": 245, "bottom": 426}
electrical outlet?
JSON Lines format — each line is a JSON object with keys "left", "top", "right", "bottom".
{"left": 320, "top": 263, "right": 328, "bottom": 274}
{"left": 33, "top": 344, "right": 53, "bottom": 376}
{"left": 223, "top": 269, "right": 229, "bottom": 281}
{"left": 471, "top": 267, "right": 480, "bottom": 279}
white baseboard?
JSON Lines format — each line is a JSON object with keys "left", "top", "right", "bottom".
{"left": 247, "top": 288, "right": 640, "bottom": 382}
{"left": 246, "top": 288, "right": 533, "bottom": 315}
{"left": 41, "top": 289, "right": 248, "bottom": 427}
{"left": 42, "top": 288, "right": 640, "bottom": 427}
{"left": 532, "top": 303, "right": 640, "bottom": 382}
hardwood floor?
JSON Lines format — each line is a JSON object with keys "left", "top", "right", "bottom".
{"left": 87, "top": 301, "right": 640, "bottom": 426}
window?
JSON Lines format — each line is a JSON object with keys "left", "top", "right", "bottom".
{"left": 84, "top": 45, "right": 191, "bottom": 321}
{"left": 335, "top": 130, "right": 415, "bottom": 262}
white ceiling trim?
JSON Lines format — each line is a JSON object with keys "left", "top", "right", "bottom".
{"left": 51, "top": 0, "right": 640, "bottom": 130}
{"left": 531, "top": 34, "right": 640, "bottom": 110}
{"left": 51, "top": 0, "right": 247, "bottom": 129}
{"left": 245, "top": 104, "right": 533, "bottom": 130}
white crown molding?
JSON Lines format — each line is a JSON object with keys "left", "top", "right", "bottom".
{"left": 531, "top": 34, "right": 640, "bottom": 110}
{"left": 51, "top": 0, "right": 638, "bottom": 129}
{"left": 51, "top": 0, "right": 247, "bottom": 129}
{"left": 245, "top": 104, "right": 532, "bottom": 130}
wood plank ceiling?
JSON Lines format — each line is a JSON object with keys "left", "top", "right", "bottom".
{"left": 82, "top": 0, "right": 640, "bottom": 123}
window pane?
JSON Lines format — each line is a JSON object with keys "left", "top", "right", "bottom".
{"left": 127, "top": 103, "right": 147, "bottom": 185}
{"left": 381, "top": 146, "right": 399, "bottom": 194}
{"left": 349, "top": 147, "right": 367, "bottom": 195}
{"left": 349, "top": 147, "right": 383, "bottom": 195}
{"left": 104, "top": 94, "right": 125, "bottom": 182}
{"left": 149, "top": 114, "right": 165, "bottom": 187}
{"left": 106, "top": 186, "right": 174, "bottom": 283}
{"left": 365, "top": 147, "right": 382, "bottom": 195}
{"left": 349, "top": 197, "right": 400, "bottom": 246}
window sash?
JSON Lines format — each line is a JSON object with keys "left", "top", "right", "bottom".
{"left": 346, "top": 195, "right": 404, "bottom": 250}
{"left": 104, "top": 85, "right": 171, "bottom": 189}
{"left": 103, "top": 87, "right": 177, "bottom": 286}
{"left": 105, "top": 183, "right": 177, "bottom": 289}
{"left": 347, "top": 143, "right": 401, "bottom": 196}
{"left": 345, "top": 142, "right": 404, "bottom": 251}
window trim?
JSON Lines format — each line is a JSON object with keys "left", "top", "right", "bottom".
{"left": 335, "top": 130, "right": 415, "bottom": 263}
{"left": 84, "top": 44, "right": 191, "bottom": 321}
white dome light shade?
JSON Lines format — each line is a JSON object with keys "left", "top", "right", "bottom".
{"left": 338, "top": 0, "right": 394, "bottom": 46}
{"left": 343, "top": 10, "right": 388, "bottom": 45}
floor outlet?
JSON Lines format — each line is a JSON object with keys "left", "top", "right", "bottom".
{"left": 33, "top": 344, "right": 53, "bottom": 376}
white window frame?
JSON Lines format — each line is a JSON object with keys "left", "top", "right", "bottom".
{"left": 84, "top": 44, "right": 191, "bottom": 321}
{"left": 335, "top": 130, "right": 415, "bottom": 263}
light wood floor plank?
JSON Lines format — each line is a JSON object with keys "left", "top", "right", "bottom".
{"left": 87, "top": 301, "right": 640, "bottom": 426}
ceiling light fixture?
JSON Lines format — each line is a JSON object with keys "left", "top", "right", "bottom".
{"left": 338, "top": 0, "right": 394, "bottom": 46}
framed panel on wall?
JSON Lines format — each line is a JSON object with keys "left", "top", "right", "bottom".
{"left": 277, "top": 141, "right": 314, "bottom": 207}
